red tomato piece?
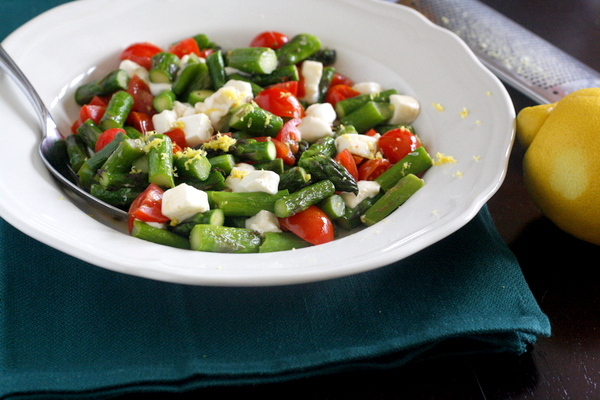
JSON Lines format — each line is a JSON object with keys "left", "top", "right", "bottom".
{"left": 330, "top": 72, "right": 354, "bottom": 88}
{"left": 163, "top": 127, "right": 187, "bottom": 149}
{"left": 169, "top": 37, "right": 202, "bottom": 58}
{"left": 378, "top": 128, "right": 421, "bottom": 164}
{"left": 79, "top": 104, "right": 106, "bottom": 125}
{"left": 250, "top": 31, "right": 289, "bottom": 49}
{"left": 358, "top": 158, "right": 393, "bottom": 181}
{"left": 128, "top": 183, "right": 169, "bottom": 223}
{"left": 95, "top": 128, "right": 126, "bottom": 152}
{"left": 275, "top": 117, "right": 302, "bottom": 153}
{"left": 198, "top": 48, "right": 214, "bottom": 58}
{"left": 127, "top": 111, "right": 154, "bottom": 134}
{"left": 127, "top": 75, "right": 155, "bottom": 115}
{"left": 267, "top": 80, "right": 299, "bottom": 97}
{"left": 254, "top": 87, "right": 305, "bottom": 119}
{"left": 325, "top": 84, "right": 360, "bottom": 108}
{"left": 279, "top": 205, "right": 334, "bottom": 245}
{"left": 88, "top": 95, "right": 109, "bottom": 107}
{"left": 334, "top": 148, "right": 359, "bottom": 181}
{"left": 120, "top": 42, "right": 164, "bottom": 70}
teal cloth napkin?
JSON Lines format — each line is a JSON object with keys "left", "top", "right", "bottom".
{"left": 0, "top": 206, "right": 550, "bottom": 399}
{"left": 0, "top": 1, "right": 550, "bottom": 398}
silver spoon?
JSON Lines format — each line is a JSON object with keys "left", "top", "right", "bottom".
{"left": 0, "top": 44, "right": 129, "bottom": 221}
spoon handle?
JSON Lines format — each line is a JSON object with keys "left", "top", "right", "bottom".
{"left": 0, "top": 44, "right": 49, "bottom": 132}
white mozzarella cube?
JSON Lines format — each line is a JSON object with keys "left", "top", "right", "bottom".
{"left": 149, "top": 82, "right": 173, "bottom": 96}
{"left": 340, "top": 180, "right": 381, "bottom": 209}
{"left": 195, "top": 80, "right": 253, "bottom": 128}
{"left": 119, "top": 59, "right": 149, "bottom": 83}
{"left": 161, "top": 183, "right": 210, "bottom": 223}
{"left": 388, "top": 94, "right": 421, "bottom": 125}
{"left": 237, "top": 170, "right": 281, "bottom": 194}
{"left": 225, "top": 163, "right": 256, "bottom": 192}
{"left": 245, "top": 210, "right": 282, "bottom": 234}
{"left": 175, "top": 113, "right": 214, "bottom": 147}
{"left": 172, "top": 101, "right": 195, "bottom": 118}
{"left": 297, "top": 116, "right": 334, "bottom": 143}
{"left": 335, "top": 133, "right": 379, "bottom": 159}
{"left": 300, "top": 60, "right": 323, "bottom": 104}
{"left": 223, "top": 79, "right": 254, "bottom": 101}
{"left": 305, "top": 103, "right": 336, "bottom": 124}
{"left": 152, "top": 110, "right": 178, "bottom": 134}
{"left": 352, "top": 82, "right": 383, "bottom": 95}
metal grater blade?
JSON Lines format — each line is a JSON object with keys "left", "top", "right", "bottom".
{"left": 397, "top": 0, "right": 600, "bottom": 104}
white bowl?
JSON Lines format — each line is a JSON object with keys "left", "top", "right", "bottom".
{"left": 0, "top": 0, "right": 515, "bottom": 286}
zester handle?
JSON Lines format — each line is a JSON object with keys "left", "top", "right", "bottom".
{"left": 397, "top": 0, "right": 600, "bottom": 104}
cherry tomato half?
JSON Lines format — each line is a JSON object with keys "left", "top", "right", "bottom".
{"left": 325, "top": 84, "right": 360, "bottom": 108}
{"left": 334, "top": 148, "right": 359, "bottom": 181}
{"left": 358, "top": 158, "right": 393, "bottom": 181}
{"left": 126, "top": 111, "right": 154, "bottom": 135}
{"left": 127, "top": 75, "right": 155, "bottom": 115}
{"left": 254, "top": 87, "right": 305, "bottom": 119}
{"left": 250, "top": 31, "right": 289, "bottom": 49}
{"left": 330, "top": 72, "right": 354, "bottom": 88}
{"left": 275, "top": 117, "right": 302, "bottom": 152}
{"left": 168, "top": 37, "right": 201, "bottom": 58}
{"left": 268, "top": 80, "right": 299, "bottom": 97}
{"left": 378, "top": 128, "right": 421, "bottom": 164}
{"left": 163, "top": 127, "right": 187, "bottom": 149}
{"left": 279, "top": 205, "right": 334, "bottom": 245}
{"left": 79, "top": 104, "right": 106, "bottom": 125}
{"left": 128, "top": 183, "right": 169, "bottom": 223}
{"left": 120, "top": 42, "right": 164, "bottom": 70}
{"left": 95, "top": 128, "right": 126, "bottom": 152}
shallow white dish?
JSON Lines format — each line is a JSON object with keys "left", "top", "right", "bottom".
{"left": 0, "top": 0, "right": 514, "bottom": 286}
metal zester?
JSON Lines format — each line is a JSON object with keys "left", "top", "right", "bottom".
{"left": 396, "top": 0, "right": 600, "bottom": 104}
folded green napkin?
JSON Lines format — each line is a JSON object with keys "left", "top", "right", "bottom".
{"left": 0, "top": 205, "right": 550, "bottom": 398}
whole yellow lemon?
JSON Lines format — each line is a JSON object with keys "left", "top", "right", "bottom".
{"left": 518, "top": 88, "right": 600, "bottom": 245}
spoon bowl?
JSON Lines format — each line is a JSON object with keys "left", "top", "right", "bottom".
{"left": 0, "top": 44, "right": 129, "bottom": 222}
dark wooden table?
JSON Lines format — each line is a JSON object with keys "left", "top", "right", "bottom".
{"left": 119, "top": 1, "right": 600, "bottom": 398}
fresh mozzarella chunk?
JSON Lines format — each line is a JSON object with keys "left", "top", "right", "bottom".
{"left": 297, "top": 116, "right": 334, "bottom": 143}
{"left": 388, "top": 94, "right": 420, "bottom": 125}
{"left": 161, "top": 183, "right": 210, "bottom": 223}
{"left": 245, "top": 210, "right": 282, "bottom": 234}
{"left": 149, "top": 82, "right": 172, "bottom": 96}
{"left": 225, "top": 163, "right": 256, "bottom": 192}
{"left": 152, "top": 109, "right": 178, "bottom": 134}
{"left": 300, "top": 60, "right": 323, "bottom": 104}
{"left": 175, "top": 113, "right": 214, "bottom": 147}
{"left": 195, "top": 80, "right": 253, "bottom": 128}
{"left": 335, "top": 133, "right": 379, "bottom": 159}
{"left": 143, "top": 220, "right": 167, "bottom": 230}
{"left": 223, "top": 79, "right": 254, "bottom": 101}
{"left": 352, "top": 82, "right": 383, "bottom": 95}
{"left": 305, "top": 103, "right": 336, "bottom": 124}
{"left": 237, "top": 170, "right": 281, "bottom": 194}
{"left": 340, "top": 180, "right": 381, "bottom": 209}
{"left": 119, "top": 59, "right": 149, "bottom": 82}
{"left": 172, "top": 101, "right": 195, "bottom": 118}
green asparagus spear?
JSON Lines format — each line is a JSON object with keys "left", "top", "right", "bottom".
{"left": 259, "top": 232, "right": 312, "bottom": 253}
{"left": 190, "top": 225, "right": 261, "bottom": 253}
{"left": 274, "top": 180, "right": 336, "bottom": 218}
{"left": 361, "top": 174, "right": 424, "bottom": 226}
{"left": 131, "top": 219, "right": 190, "bottom": 249}
{"left": 226, "top": 47, "right": 278, "bottom": 74}
{"left": 99, "top": 90, "right": 134, "bottom": 131}
{"left": 74, "top": 69, "right": 130, "bottom": 105}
